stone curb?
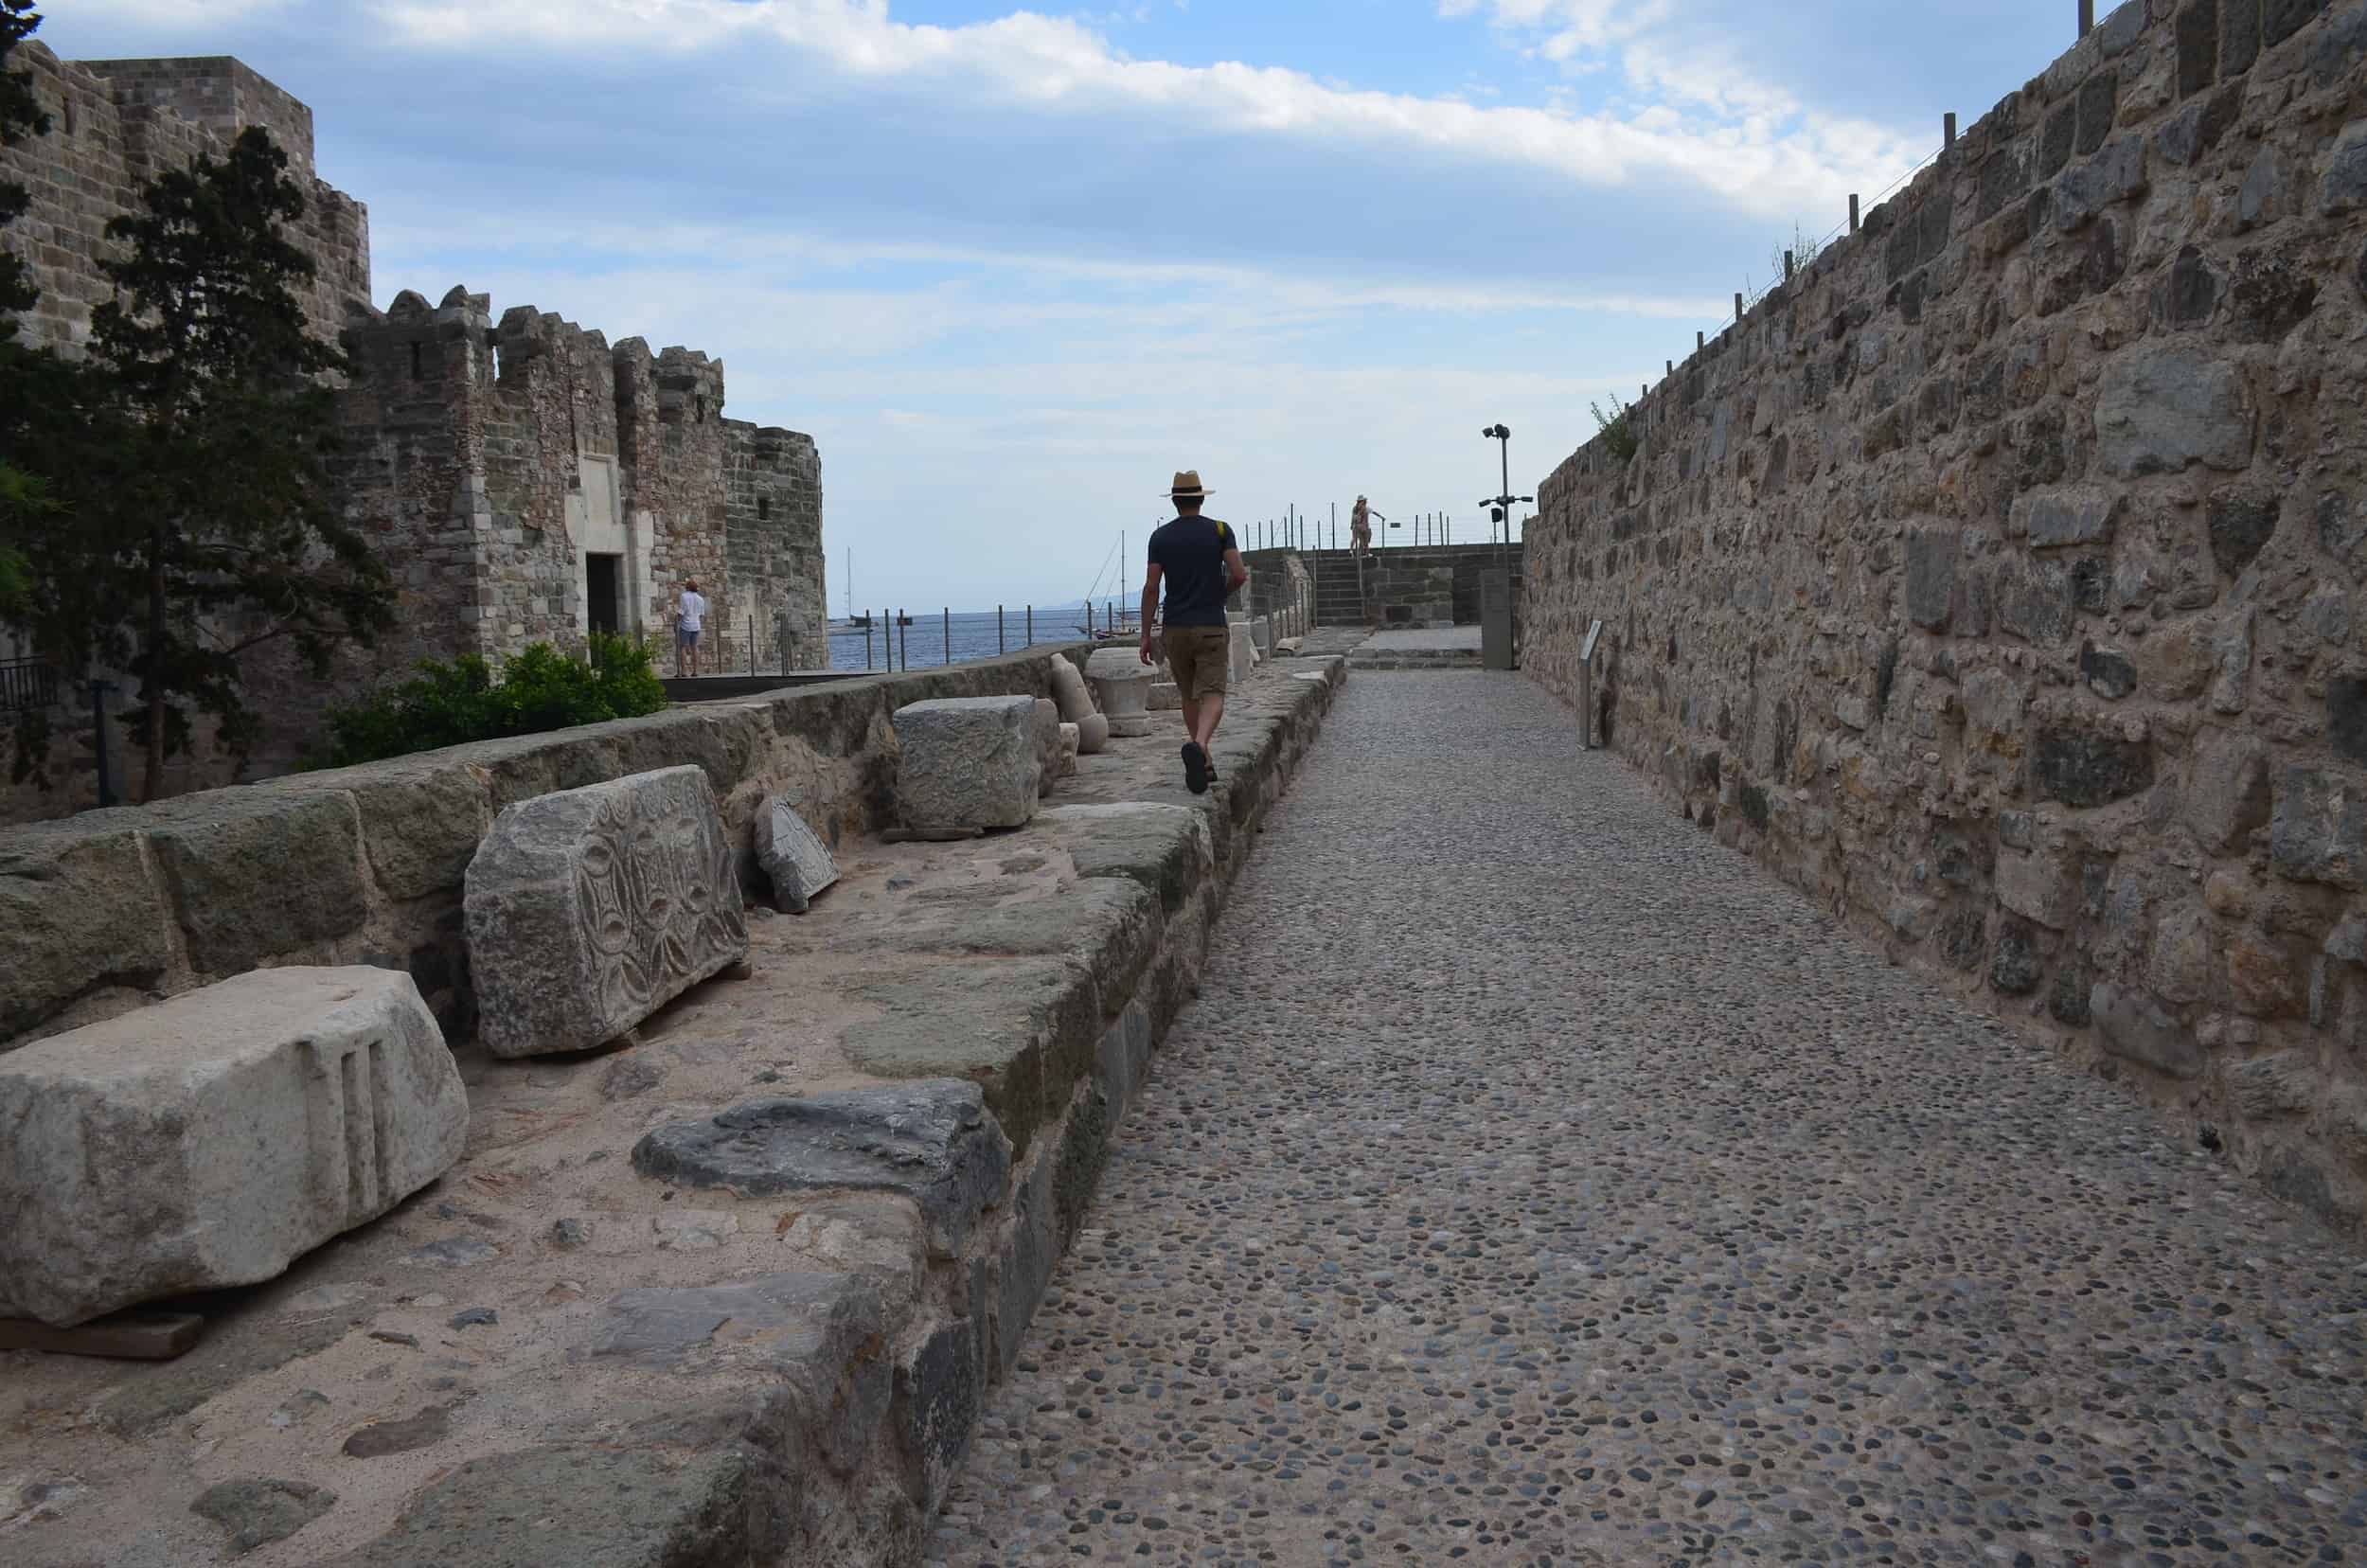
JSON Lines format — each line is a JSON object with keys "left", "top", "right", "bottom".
{"left": 319, "top": 656, "right": 1347, "bottom": 1566}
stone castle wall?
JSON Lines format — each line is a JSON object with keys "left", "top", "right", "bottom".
{"left": 0, "top": 45, "right": 828, "bottom": 819}
{"left": 0, "top": 45, "right": 369, "bottom": 351}
{"left": 1521, "top": 0, "right": 2367, "bottom": 1221}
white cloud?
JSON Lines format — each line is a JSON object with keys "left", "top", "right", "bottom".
{"left": 348, "top": 0, "right": 1923, "bottom": 223}
{"left": 66, "top": 0, "right": 300, "bottom": 23}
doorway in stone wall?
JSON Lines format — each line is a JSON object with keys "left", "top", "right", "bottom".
{"left": 586, "top": 554, "right": 622, "bottom": 638}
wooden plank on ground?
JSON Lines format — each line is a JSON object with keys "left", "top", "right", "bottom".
{"left": 0, "top": 1310, "right": 205, "bottom": 1361}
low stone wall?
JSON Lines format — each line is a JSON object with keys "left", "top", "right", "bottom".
{"left": 0, "top": 654, "right": 1348, "bottom": 1567}
{"left": 0, "top": 646, "right": 1096, "bottom": 1052}
{"left": 1258, "top": 544, "right": 1525, "bottom": 628}
{"left": 1521, "top": 0, "right": 2367, "bottom": 1221}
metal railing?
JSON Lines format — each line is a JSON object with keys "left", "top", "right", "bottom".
{"left": 1, "top": 656, "right": 60, "bottom": 715}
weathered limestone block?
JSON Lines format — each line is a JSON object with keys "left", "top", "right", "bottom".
{"left": 1056, "top": 722, "right": 1080, "bottom": 776}
{"left": 755, "top": 794, "right": 839, "bottom": 915}
{"left": 1085, "top": 647, "right": 1155, "bottom": 739}
{"left": 632, "top": 1081, "right": 1012, "bottom": 1257}
{"left": 1075, "top": 711, "right": 1110, "bottom": 756}
{"left": 1996, "top": 846, "right": 2079, "bottom": 930}
{"left": 2271, "top": 764, "right": 2367, "bottom": 890}
{"left": 2185, "top": 729, "right": 2272, "bottom": 851}
{"left": 2091, "top": 981, "right": 2204, "bottom": 1078}
{"left": 0, "top": 818, "right": 175, "bottom": 1043}
{"left": 1048, "top": 658, "right": 1096, "bottom": 724}
{"left": 2018, "top": 486, "right": 2122, "bottom": 549}
{"left": 2093, "top": 345, "right": 2253, "bottom": 476}
{"left": 893, "top": 697, "right": 1042, "bottom": 831}
{"left": 0, "top": 967, "right": 468, "bottom": 1327}
{"left": 1148, "top": 681, "right": 1182, "bottom": 711}
{"left": 1228, "top": 622, "right": 1257, "bottom": 685}
{"left": 465, "top": 765, "right": 748, "bottom": 1058}
{"left": 1251, "top": 616, "right": 1273, "bottom": 654}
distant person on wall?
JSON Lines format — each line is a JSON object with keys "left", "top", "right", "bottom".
{"left": 676, "top": 579, "right": 707, "bottom": 677}
{"left": 1351, "top": 495, "right": 1373, "bottom": 554}
{"left": 1141, "top": 469, "right": 1248, "bottom": 795}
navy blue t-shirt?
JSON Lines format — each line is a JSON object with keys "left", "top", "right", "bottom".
{"left": 1148, "top": 515, "right": 1236, "bottom": 628}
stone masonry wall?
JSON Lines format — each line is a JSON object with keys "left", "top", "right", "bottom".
{"left": 0, "top": 645, "right": 1098, "bottom": 1058}
{"left": 1522, "top": 0, "right": 2367, "bottom": 1223}
{"left": 725, "top": 421, "right": 828, "bottom": 668}
{"left": 0, "top": 45, "right": 369, "bottom": 352}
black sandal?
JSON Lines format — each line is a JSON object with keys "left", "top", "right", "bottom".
{"left": 1181, "top": 741, "right": 1209, "bottom": 794}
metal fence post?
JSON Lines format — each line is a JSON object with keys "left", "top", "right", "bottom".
{"left": 2078, "top": 0, "right": 2094, "bottom": 35}
{"left": 747, "top": 615, "right": 755, "bottom": 677}
{"left": 1026, "top": 604, "right": 1033, "bottom": 646}
{"left": 899, "top": 609, "right": 907, "bottom": 670}
{"left": 943, "top": 606, "right": 951, "bottom": 668}
{"left": 998, "top": 604, "right": 1006, "bottom": 653}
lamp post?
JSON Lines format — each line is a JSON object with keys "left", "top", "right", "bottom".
{"left": 1480, "top": 423, "right": 1533, "bottom": 575}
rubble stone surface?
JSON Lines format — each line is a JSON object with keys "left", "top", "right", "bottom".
{"left": 932, "top": 668, "right": 2367, "bottom": 1566}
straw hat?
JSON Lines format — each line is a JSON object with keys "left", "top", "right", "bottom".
{"left": 1168, "top": 470, "right": 1212, "bottom": 499}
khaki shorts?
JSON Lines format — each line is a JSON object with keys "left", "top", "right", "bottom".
{"left": 1162, "top": 624, "right": 1231, "bottom": 703}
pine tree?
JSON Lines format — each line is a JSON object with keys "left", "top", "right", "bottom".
{"left": 71, "top": 126, "right": 395, "bottom": 796}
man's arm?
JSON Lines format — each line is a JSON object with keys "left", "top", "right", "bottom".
{"left": 1139, "top": 561, "right": 1164, "bottom": 665}
{"left": 1223, "top": 547, "right": 1249, "bottom": 595}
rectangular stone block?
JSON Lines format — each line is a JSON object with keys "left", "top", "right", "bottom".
{"left": 893, "top": 696, "right": 1041, "bottom": 832}
{"left": 465, "top": 765, "right": 749, "bottom": 1057}
{"left": 0, "top": 818, "right": 175, "bottom": 1044}
{"left": 147, "top": 791, "right": 372, "bottom": 974}
{"left": 2271, "top": 764, "right": 2367, "bottom": 890}
{"left": 0, "top": 967, "right": 468, "bottom": 1327}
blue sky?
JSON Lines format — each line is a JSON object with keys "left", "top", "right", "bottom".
{"left": 51, "top": 0, "right": 2098, "bottom": 609}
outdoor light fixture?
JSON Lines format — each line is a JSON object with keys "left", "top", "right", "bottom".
{"left": 1479, "top": 423, "right": 1529, "bottom": 560}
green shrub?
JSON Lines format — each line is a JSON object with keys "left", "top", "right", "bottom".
{"left": 1590, "top": 393, "right": 1639, "bottom": 465}
{"left": 314, "top": 632, "right": 669, "bottom": 767}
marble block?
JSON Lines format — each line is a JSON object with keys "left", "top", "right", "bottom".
{"left": 0, "top": 967, "right": 468, "bottom": 1327}
{"left": 894, "top": 696, "right": 1042, "bottom": 832}
{"left": 466, "top": 765, "right": 748, "bottom": 1058}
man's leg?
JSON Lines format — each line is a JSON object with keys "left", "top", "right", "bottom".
{"left": 1180, "top": 695, "right": 1204, "bottom": 738}
{"left": 1192, "top": 693, "right": 1225, "bottom": 750}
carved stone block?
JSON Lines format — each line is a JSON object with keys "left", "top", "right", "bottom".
{"left": 755, "top": 793, "right": 839, "bottom": 915}
{"left": 894, "top": 697, "right": 1042, "bottom": 832}
{"left": 1086, "top": 647, "right": 1155, "bottom": 739}
{"left": 0, "top": 967, "right": 467, "bottom": 1326}
{"left": 465, "top": 765, "right": 749, "bottom": 1058}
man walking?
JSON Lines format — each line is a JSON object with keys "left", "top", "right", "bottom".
{"left": 676, "top": 579, "right": 708, "bottom": 677}
{"left": 1141, "top": 469, "right": 1248, "bottom": 794}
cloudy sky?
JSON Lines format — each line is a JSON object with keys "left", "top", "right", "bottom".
{"left": 49, "top": 1, "right": 2091, "bottom": 609}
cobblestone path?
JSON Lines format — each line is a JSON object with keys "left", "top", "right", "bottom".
{"left": 929, "top": 670, "right": 2367, "bottom": 1567}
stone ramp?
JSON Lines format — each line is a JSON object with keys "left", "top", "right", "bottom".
{"left": 0, "top": 658, "right": 1345, "bottom": 1566}
{"left": 931, "top": 668, "right": 2367, "bottom": 1564}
